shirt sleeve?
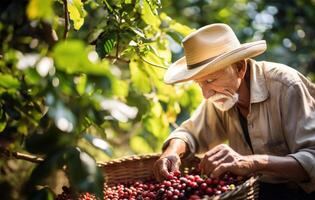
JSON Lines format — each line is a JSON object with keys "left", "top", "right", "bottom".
{"left": 162, "top": 99, "right": 227, "bottom": 158}
{"left": 281, "top": 81, "right": 315, "bottom": 193}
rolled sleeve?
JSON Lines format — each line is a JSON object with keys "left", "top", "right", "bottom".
{"left": 162, "top": 99, "right": 226, "bottom": 158}
{"left": 162, "top": 131, "right": 197, "bottom": 158}
{"left": 289, "top": 151, "right": 315, "bottom": 193}
{"left": 282, "top": 81, "right": 315, "bottom": 193}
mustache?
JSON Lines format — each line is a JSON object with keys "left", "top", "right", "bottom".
{"left": 208, "top": 93, "right": 239, "bottom": 102}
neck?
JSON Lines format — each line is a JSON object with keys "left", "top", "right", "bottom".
{"left": 237, "top": 68, "right": 250, "bottom": 116}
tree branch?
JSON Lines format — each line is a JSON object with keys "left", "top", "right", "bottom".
{"left": 116, "top": 31, "right": 120, "bottom": 59}
{"left": 40, "top": 21, "right": 58, "bottom": 47}
{"left": 0, "top": 149, "right": 43, "bottom": 163}
{"left": 63, "top": 0, "right": 70, "bottom": 39}
{"left": 0, "top": 149, "right": 109, "bottom": 165}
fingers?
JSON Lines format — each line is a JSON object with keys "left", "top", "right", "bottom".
{"left": 200, "top": 147, "right": 228, "bottom": 176}
{"left": 153, "top": 158, "right": 170, "bottom": 182}
{"left": 199, "top": 146, "right": 221, "bottom": 174}
{"left": 202, "top": 153, "right": 229, "bottom": 176}
{"left": 153, "top": 156, "right": 181, "bottom": 182}
{"left": 199, "top": 144, "right": 235, "bottom": 177}
{"left": 211, "top": 163, "right": 232, "bottom": 178}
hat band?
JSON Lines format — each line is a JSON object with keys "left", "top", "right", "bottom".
{"left": 187, "top": 54, "right": 220, "bottom": 69}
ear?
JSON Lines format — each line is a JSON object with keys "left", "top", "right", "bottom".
{"left": 235, "top": 59, "right": 247, "bottom": 79}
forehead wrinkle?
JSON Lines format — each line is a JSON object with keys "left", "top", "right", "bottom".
{"left": 198, "top": 69, "right": 228, "bottom": 82}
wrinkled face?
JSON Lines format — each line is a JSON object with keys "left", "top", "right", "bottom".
{"left": 194, "top": 64, "right": 242, "bottom": 111}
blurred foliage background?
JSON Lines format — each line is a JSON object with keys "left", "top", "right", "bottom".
{"left": 0, "top": 0, "right": 314, "bottom": 199}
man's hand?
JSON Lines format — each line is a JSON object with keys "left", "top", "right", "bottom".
{"left": 199, "top": 144, "right": 256, "bottom": 178}
{"left": 153, "top": 153, "right": 181, "bottom": 181}
{"left": 153, "top": 139, "right": 187, "bottom": 181}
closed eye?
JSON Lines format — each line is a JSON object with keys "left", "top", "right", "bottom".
{"left": 206, "top": 79, "right": 215, "bottom": 84}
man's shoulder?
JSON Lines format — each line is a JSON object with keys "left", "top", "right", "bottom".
{"left": 255, "top": 60, "right": 302, "bottom": 87}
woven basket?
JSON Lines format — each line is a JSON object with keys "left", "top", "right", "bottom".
{"left": 98, "top": 154, "right": 259, "bottom": 200}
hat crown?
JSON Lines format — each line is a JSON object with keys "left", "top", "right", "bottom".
{"left": 183, "top": 24, "right": 241, "bottom": 66}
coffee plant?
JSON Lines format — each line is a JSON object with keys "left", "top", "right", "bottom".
{"left": 0, "top": 0, "right": 202, "bottom": 199}
{"left": 2, "top": 0, "right": 314, "bottom": 199}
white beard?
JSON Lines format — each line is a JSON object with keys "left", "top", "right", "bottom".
{"left": 208, "top": 93, "right": 239, "bottom": 111}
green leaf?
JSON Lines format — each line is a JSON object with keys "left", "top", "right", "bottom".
{"left": 129, "top": 58, "right": 151, "bottom": 93}
{"left": 111, "top": 79, "right": 129, "bottom": 98}
{"left": 103, "top": 38, "right": 115, "bottom": 54}
{"left": 27, "top": 0, "right": 53, "bottom": 20}
{"left": 24, "top": 68, "right": 42, "bottom": 85}
{"left": 53, "top": 40, "right": 110, "bottom": 76}
{"left": 84, "top": 134, "right": 112, "bottom": 156}
{"left": 130, "top": 27, "right": 145, "bottom": 38}
{"left": 0, "top": 114, "right": 6, "bottom": 132}
{"left": 102, "top": 0, "right": 113, "bottom": 12}
{"left": 167, "top": 30, "right": 184, "bottom": 44}
{"left": 49, "top": 101, "right": 76, "bottom": 132}
{"left": 145, "top": 49, "right": 165, "bottom": 67}
{"left": 25, "top": 125, "right": 73, "bottom": 154}
{"left": 28, "top": 151, "right": 65, "bottom": 186}
{"left": 179, "top": 84, "right": 203, "bottom": 113}
{"left": 0, "top": 74, "right": 20, "bottom": 89}
{"left": 169, "top": 22, "right": 194, "bottom": 36}
{"left": 143, "top": 102, "right": 169, "bottom": 139}
{"left": 75, "top": 74, "right": 87, "bottom": 95}
{"left": 165, "top": 101, "right": 181, "bottom": 123}
{"left": 141, "top": 0, "right": 160, "bottom": 28}
{"left": 95, "top": 33, "right": 116, "bottom": 58}
{"left": 17, "top": 124, "right": 28, "bottom": 135}
{"left": 143, "top": 114, "right": 168, "bottom": 139}
{"left": 126, "top": 90, "right": 150, "bottom": 121}
{"left": 67, "top": 0, "right": 87, "bottom": 30}
{"left": 65, "top": 148, "right": 104, "bottom": 199}
{"left": 28, "top": 187, "right": 54, "bottom": 200}
{"left": 130, "top": 135, "right": 153, "bottom": 153}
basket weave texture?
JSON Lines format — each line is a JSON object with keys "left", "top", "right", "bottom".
{"left": 98, "top": 154, "right": 259, "bottom": 200}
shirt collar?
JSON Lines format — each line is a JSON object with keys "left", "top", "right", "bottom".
{"left": 248, "top": 59, "right": 269, "bottom": 103}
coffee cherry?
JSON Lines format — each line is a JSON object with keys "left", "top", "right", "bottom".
{"left": 56, "top": 171, "right": 242, "bottom": 200}
{"left": 173, "top": 170, "right": 181, "bottom": 177}
{"left": 200, "top": 183, "right": 207, "bottom": 190}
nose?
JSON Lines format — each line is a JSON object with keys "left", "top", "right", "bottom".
{"left": 201, "top": 86, "right": 215, "bottom": 99}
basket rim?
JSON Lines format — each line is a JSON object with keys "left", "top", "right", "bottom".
{"left": 97, "top": 153, "right": 160, "bottom": 167}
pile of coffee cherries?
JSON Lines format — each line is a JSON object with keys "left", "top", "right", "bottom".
{"left": 57, "top": 170, "right": 243, "bottom": 200}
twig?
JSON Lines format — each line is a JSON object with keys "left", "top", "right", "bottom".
{"left": 138, "top": 54, "right": 167, "bottom": 69}
{"left": 116, "top": 31, "right": 120, "bottom": 59}
{"left": 0, "top": 149, "right": 43, "bottom": 163}
{"left": 12, "top": 152, "right": 43, "bottom": 163}
{"left": 105, "top": 55, "right": 130, "bottom": 63}
{"left": 0, "top": 149, "right": 106, "bottom": 165}
{"left": 63, "top": 0, "right": 70, "bottom": 39}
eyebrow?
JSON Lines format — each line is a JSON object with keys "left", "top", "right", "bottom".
{"left": 195, "top": 74, "right": 216, "bottom": 82}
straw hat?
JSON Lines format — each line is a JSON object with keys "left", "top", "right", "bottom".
{"left": 164, "top": 23, "right": 267, "bottom": 84}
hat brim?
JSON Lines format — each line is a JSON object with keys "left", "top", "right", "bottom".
{"left": 164, "top": 40, "right": 267, "bottom": 84}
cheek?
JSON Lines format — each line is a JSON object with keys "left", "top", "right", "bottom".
{"left": 199, "top": 85, "right": 215, "bottom": 99}
{"left": 200, "top": 85, "right": 210, "bottom": 97}
{"left": 221, "top": 80, "right": 240, "bottom": 94}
